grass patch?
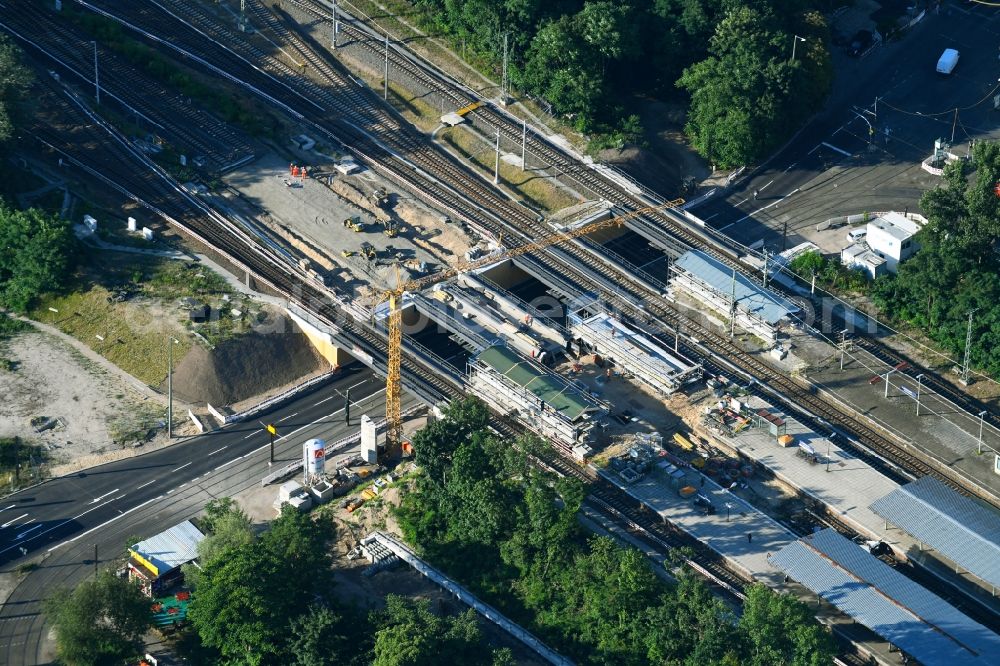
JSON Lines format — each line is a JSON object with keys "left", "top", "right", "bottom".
{"left": 107, "top": 401, "right": 165, "bottom": 446}
{"left": 30, "top": 288, "right": 192, "bottom": 386}
{"left": 0, "top": 313, "right": 31, "bottom": 341}
{"left": 0, "top": 437, "right": 46, "bottom": 490}
{"left": 439, "top": 126, "right": 580, "bottom": 214}
{"left": 27, "top": 254, "right": 242, "bottom": 385}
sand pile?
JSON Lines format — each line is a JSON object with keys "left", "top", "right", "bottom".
{"left": 168, "top": 316, "right": 328, "bottom": 406}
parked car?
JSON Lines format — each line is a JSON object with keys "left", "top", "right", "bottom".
{"left": 693, "top": 493, "right": 716, "bottom": 515}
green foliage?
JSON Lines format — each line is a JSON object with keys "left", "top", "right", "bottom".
{"left": 788, "top": 249, "right": 870, "bottom": 293}
{"left": 740, "top": 583, "right": 837, "bottom": 666}
{"left": 0, "top": 436, "right": 44, "bottom": 485}
{"left": 678, "top": 5, "right": 831, "bottom": 167}
{"left": 288, "top": 605, "right": 348, "bottom": 666}
{"left": 371, "top": 595, "right": 500, "bottom": 666}
{"left": 43, "top": 570, "right": 153, "bottom": 666}
{"left": 0, "top": 205, "right": 78, "bottom": 312}
{"left": 187, "top": 506, "right": 339, "bottom": 665}
{"left": 0, "top": 312, "right": 30, "bottom": 340}
{"left": 406, "top": 0, "right": 829, "bottom": 154}
{"left": 395, "top": 397, "right": 836, "bottom": 665}
{"left": 0, "top": 34, "right": 32, "bottom": 148}
{"left": 872, "top": 142, "right": 1000, "bottom": 376}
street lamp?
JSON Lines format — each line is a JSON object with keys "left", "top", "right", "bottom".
{"left": 791, "top": 35, "right": 806, "bottom": 61}
{"left": 883, "top": 368, "right": 898, "bottom": 399}
{"left": 725, "top": 502, "right": 733, "bottom": 522}
{"left": 167, "top": 337, "right": 179, "bottom": 438}
{"left": 915, "top": 374, "right": 924, "bottom": 416}
{"left": 978, "top": 410, "right": 987, "bottom": 454}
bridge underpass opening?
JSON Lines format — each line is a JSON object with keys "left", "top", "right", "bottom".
{"left": 400, "top": 303, "right": 474, "bottom": 370}
{"left": 584, "top": 226, "right": 672, "bottom": 285}
{"left": 472, "top": 259, "right": 570, "bottom": 328}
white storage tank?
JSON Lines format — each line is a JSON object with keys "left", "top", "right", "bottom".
{"left": 303, "top": 438, "right": 326, "bottom": 477}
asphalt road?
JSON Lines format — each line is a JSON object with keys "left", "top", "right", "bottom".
{"left": 693, "top": 2, "right": 1000, "bottom": 251}
{"left": 0, "top": 366, "right": 406, "bottom": 666}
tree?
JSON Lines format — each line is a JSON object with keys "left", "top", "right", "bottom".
{"left": 0, "top": 205, "right": 78, "bottom": 311}
{"left": 44, "top": 571, "right": 153, "bottom": 666}
{"left": 288, "top": 605, "right": 347, "bottom": 666}
{"left": 188, "top": 506, "right": 337, "bottom": 665}
{"left": 185, "top": 498, "right": 254, "bottom": 588}
{"left": 372, "top": 595, "right": 496, "bottom": 666}
{"left": 739, "top": 583, "right": 836, "bottom": 666}
{"left": 0, "top": 35, "right": 32, "bottom": 147}
{"left": 411, "top": 396, "right": 491, "bottom": 486}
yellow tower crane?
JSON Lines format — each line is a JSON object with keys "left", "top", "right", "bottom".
{"left": 370, "top": 199, "right": 684, "bottom": 455}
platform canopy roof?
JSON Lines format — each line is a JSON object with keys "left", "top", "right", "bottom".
{"left": 476, "top": 345, "right": 596, "bottom": 421}
{"left": 673, "top": 249, "right": 797, "bottom": 325}
{"left": 870, "top": 476, "right": 1000, "bottom": 589}
{"left": 770, "top": 529, "right": 1000, "bottom": 665}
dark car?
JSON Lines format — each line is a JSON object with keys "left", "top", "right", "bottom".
{"left": 693, "top": 493, "right": 716, "bottom": 515}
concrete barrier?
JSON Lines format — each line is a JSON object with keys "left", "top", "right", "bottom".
{"left": 188, "top": 410, "right": 205, "bottom": 433}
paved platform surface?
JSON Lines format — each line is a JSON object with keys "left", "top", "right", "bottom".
{"left": 599, "top": 464, "right": 905, "bottom": 664}
{"left": 699, "top": 395, "right": 1000, "bottom": 621}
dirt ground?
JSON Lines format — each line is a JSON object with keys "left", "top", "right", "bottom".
{"left": 0, "top": 328, "right": 163, "bottom": 470}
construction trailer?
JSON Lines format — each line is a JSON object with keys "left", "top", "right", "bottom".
{"left": 668, "top": 249, "right": 797, "bottom": 345}
{"left": 468, "top": 344, "right": 604, "bottom": 451}
{"left": 569, "top": 310, "right": 702, "bottom": 395}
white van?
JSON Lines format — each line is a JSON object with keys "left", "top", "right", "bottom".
{"left": 846, "top": 228, "right": 867, "bottom": 244}
{"left": 936, "top": 49, "right": 959, "bottom": 75}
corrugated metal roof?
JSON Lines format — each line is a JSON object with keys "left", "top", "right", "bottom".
{"left": 770, "top": 530, "right": 991, "bottom": 665}
{"left": 673, "top": 250, "right": 797, "bottom": 325}
{"left": 475, "top": 345, "right": 596, "bottom": 421}
{"left": 803, "top": 529, "right": 1000, "bottom": 656}
{"left": 130, "top": 520, "right": 205, "bottom": 576}
{"left": 870, "top": 476, "right": 1000, "bottom": 589}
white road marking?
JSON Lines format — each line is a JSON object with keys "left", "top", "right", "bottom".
{"left": 60, "top": 495, "right": 165, "bottom": 547}
{"left": 807, "top": 143, "right": 822, "bottom": 155}
{"left": 90, "top": 488, "right": 120, "bottom": 504}
{"left": 821, "top": 142, "right": 851, "bottom": 157}
{"left": 1, "top": 513, "right": 28, "bottom": 529}
{"left": 215, "top": 458, "right": 240, "bottom": 471}
{"left": 702, "top": 213, "right": 719, "bottom": 222}
{"left": 15, "top": 523, "right": 41, "bottom": 541}
{"left": 720, "top": 188, "right": 801, "bottom": 231}
{"left": 136, "top": 479, "right": 156, "bottom": 490}
{"left": 1, "top": 504, "right": 16, "bottom": 513}
{"left": 170, "top": 462, "right": 192, "bottom": 473}
{"left": 14, "top": 492, "right": 132, "bottom": 555}
{"left": 759, "top": 179, "right": 774, "bottom": 191}
{"left": 208, "top": 446, "right": 227, "bottom": 456}
{"left": 783, "top": 162, "right": 797, "bottom": 172}
{"left": 278, "top": 411, "right": 298, "bottom": 422}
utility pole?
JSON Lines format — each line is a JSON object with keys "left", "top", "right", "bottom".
{"left": 729, "top": 268, "right": 737, "bottom": 338}
{"left": 92, "top": 41, "right": 100, "bottom": 104}
{"left": 961, "top": 309, "right": 976, "bottom": 385}
{"left": 167, "top": 337, "right": 178, "bottom": 438}
{"left": 951, "top": 108, "right": 958, "bottom": 145}
{"left": 810, "top": 271, "right": 816, "bottom": 295}
{"left": 915, "top": 374, "right": 924, "bottom": 416}
{"left": 500, "top": 32, "right": 509, "bottom": 105}
{"left": 762, "top": 249, "right": 770, "bottom": 289}
{"left": 521, "top": 119, "right": 527, "bottom": 173}
{"left": 384, "top": 33, "right": 389, "bottom": 101}
{"left": 675, "top": 314, "right": 682, "bottom": 353}
{"left": 331, "top": 0, "right": 337, "bottom": 49}
{"left": 266, "top": 423, "right": 277, "bottom": 464}
{"left": 493, "top": 127, "right": 501, "bottom": 185}
{"left": 344, "top": 387, "right": 351, "bottom": 424}
{"left": 977, "top": 410, "right": 987, "bottom": 454}
{"left": 94, "top": 544, "right": 98, "bottom": 577}
{"left": 839, "top": 329, "right": 849, "bottom": 371}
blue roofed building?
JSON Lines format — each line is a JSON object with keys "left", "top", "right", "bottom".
{"left": 669, "top": 249, "right": 797, "bottom": 344}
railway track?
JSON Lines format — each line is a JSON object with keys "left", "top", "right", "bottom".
{"left": 61, "top": 0, "right": 1000, "bottom": 511}
{"left": 23, "top": 38, "right": 959, "bottom": 666}
{"left": 2, "top": 3, "right": 254, "bottom": 171}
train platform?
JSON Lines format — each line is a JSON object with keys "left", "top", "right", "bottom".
{"left": 697, "top": 395, "right": 1000, "bottom": 620}
{"left": 599, "top": 463, "right": 906, "bottom": 664}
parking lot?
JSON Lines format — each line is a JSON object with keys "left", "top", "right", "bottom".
{"left": 694, "top": 1, "right": 1000, "bottom": 253}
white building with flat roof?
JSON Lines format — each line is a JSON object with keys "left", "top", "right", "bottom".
{"left": 865, "top": 212, "right": 920, "bottom": 273}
